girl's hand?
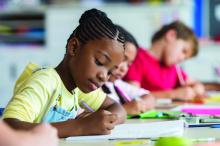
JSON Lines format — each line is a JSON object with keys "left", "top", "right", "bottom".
{"left": 78, "top": 110, "right": 118, "bottom": 135}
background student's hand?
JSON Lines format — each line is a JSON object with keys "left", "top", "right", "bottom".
{"left": 123, "top": 95, "right": 155, "bottom": 115}
{"left": 18, "top": 124, "right": 58, "bottom": 146}
{"left": 185, "top": 78, "right": 206, "bottom": 97}
{"left": 78, "top": 110, "right": 118, "bottom": 135}
{"left": 141, "top": 94, "right": 156, "bottom": 110}
{"left": 173, "top": 86, "right": 197, "bottom": 100}
{"left": 191, "top": 82, "right": 205, "bottom": 97}
{"left": 123, "top": 100, "right": 144, "bottom": 115}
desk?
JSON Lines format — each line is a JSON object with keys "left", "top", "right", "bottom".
{"left": 59, "top": 119, "right": 220, "bottom": 146}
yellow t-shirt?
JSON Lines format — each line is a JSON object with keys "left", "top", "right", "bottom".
{"left": 3, "top": 63, "right": 106, "bottom": 123}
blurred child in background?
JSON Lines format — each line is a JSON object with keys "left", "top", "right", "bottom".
{"left": 103, "top": 25, "right": 155, "bottom": 115}
{"left": 124, "top": 21, "right": 205, "bottom": 101}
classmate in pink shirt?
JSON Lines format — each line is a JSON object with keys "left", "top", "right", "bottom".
{"left": 124, "top": 21, "right": 205, "bottom": 100}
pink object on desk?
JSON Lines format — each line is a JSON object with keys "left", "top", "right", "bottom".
{"left": 182, "top": 108, "right": 220, "bottom": 116}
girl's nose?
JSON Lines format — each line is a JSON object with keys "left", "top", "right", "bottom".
{"left": 97, "top": 69, "right": 108, "bottom": 82}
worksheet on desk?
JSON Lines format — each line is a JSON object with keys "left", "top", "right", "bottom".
{"left": 66, "top": 120, "right": 184, "bottom": 141}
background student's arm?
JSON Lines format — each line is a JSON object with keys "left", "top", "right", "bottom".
{"left": 127, "top": 80, "right": 141, "bottom": 87}
{"left": 1, "top": 120, "right": 58, "bottom": 146}
{"left": 203, "top": 82, "right": 220, "bottom": 91}
{"left": 99, "top": 96, "right": 126, "bottom": 124}
{"left": 151, "top": 87, "right": 197, "bottom": 100}
{"left": 0, "top": 120, "right": 18, "bottom": 146}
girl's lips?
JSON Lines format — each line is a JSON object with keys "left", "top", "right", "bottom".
{"left": 88, "top": 80, "right": 100, "bottom": 91}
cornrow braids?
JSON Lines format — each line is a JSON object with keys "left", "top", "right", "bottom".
{"left": 66, "top": 8, "right": 125, "bottom": 49}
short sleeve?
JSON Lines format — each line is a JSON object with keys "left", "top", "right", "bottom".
{"left": 77, "top": 88, "right": 106, "bottom": 111}
{"left": 115, "top": 80, "right": 149, "bottom": 99}
{"left": 3, "top": 70, "right": 57, "bottom": 123}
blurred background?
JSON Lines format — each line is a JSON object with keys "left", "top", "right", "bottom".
{"left": 0, "top": 0, "right": 220, "bottom": 107}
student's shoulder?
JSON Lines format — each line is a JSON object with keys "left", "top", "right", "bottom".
{"left": 31, "top": 67, "right": 57, "bottom": 79}
{"left": 136, "top": 48, "right": 150, "bottom": 60}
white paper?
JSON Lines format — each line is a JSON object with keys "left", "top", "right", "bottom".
{"left": 66, "top": 120, "right": 184, "bottom": 141}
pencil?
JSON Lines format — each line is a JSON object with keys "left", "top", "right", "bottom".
{"left": 80, "top": 100, "right": 95, "bottom": 112}
{"left": 176, "top": 65, "right": 186, "bottom": 86}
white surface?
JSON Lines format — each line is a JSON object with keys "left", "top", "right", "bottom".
{"left": 66, "top": 120, "right": 184, "bottom": 141}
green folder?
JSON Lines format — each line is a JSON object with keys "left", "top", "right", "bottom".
{"left": 127, "top": 110, "right": 182, "bottom": 119}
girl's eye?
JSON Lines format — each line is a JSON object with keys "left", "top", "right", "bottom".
{"left": 95, "top": 59, "right": 104, "bottom": 66}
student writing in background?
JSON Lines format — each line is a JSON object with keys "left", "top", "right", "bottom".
{"left": 0, "top": 120, "right": 58, "bottom": 146}
{"left": 103, "top": 25, "right": 155, "bottom": 115}
{"left": 3, "top": 8, "right": 126, "bottom": 138}
{"left": 124, "top": 21, "right": 205, "bottom": 101}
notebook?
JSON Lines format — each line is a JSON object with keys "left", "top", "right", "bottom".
{"left": 66, "top": 120, "right": 184, "bottom": 141}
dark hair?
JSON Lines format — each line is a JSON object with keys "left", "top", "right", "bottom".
{"left": 115, "top": 24, "right": 139, "bottom": 49}
{"left": 66, "top": 8, "right": 125, "bottom": 49}
{"left": 151, "top": 21, "right": 198, "bottom": 57}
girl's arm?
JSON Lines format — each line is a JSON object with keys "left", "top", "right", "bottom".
{"left": 4, "top": 118, "right": 81, "bottom": 138}
{"left": 99, "top": 96, "right": 126, "bottom": 124}
{"left": 203, "top": 82, "right": 220, "bottom": 91}
{"left": 151, "top": 87, "right": 196, "bottom": 100}
{"left": 4, "top": 108, "right": 119, "bottom": 138}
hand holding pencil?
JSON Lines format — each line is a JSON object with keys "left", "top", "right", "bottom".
{"left": 77, "top": 110, "right": 118, "bottom": 135}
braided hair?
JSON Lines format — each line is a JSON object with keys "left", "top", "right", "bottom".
{"left": 66, "top": 8, "right": 125, "bottom": 49}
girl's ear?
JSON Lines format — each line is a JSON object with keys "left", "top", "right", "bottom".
{"left": 66, "top": 37, "right": 80, "bottom": 56}
{"left": 165, "top": 29, "right": 177, "bottom": 42}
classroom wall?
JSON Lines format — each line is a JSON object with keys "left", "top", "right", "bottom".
{"left": 0, "top": 2, "right": 219, "bottom": 107}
